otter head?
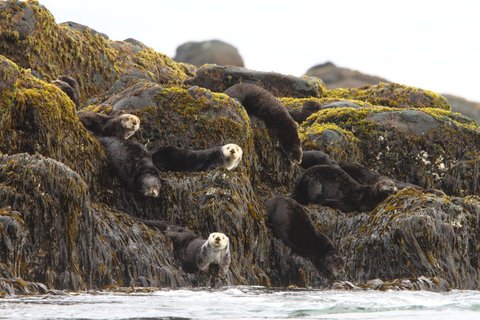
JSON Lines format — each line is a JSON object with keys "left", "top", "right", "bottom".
{"left": 119, "top": 114, "right": 140, "bottom": 139}
{"left": 208, "top": 232, "right": 229, "bottom": 250}
{"left": 374, "top": 179, "right": 398, "bottom": 197}
{"left": 302, "top": 100, "right": 321, "bottom": 114}
{"left": 141, "top": 174, "right": 161, "bottom": 197}
{"left": 221, "top": 143, "right": 243, "bottom": 170}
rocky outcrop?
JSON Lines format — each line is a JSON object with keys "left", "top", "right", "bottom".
{"left": 444, "top": 94, "right": 480, "bottom": 124}
{"left": 174, "top": 39, "right": 244, "bottom": 67}
{"left": 305, "top": 61, "right": 388, "bottom": 89}
{"left": 185, "top": 65, "right": 326, "bottom": 98}
{"left": 0, "top": 0, "right": 188, "bottom": 106}
{"left": 1, "top": 0, "right": 480, "bottom": 296}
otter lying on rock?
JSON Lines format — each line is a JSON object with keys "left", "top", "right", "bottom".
{"left": 292, "top": 164, "right": 398, "bottom": 212}
{"left": 265, "top": 196, "right": 344, "bottom": 278}
{"left": 149, "top": 143, "right": 242, "bottom": 172}
{"left": 99, "top": 136, "right": 161, "bottom": 197}
{"left": 224, "top": 83, "right": 302, "bottom": 164}
{"left": 77, "top": 111, "right": 140, "bottom": 139}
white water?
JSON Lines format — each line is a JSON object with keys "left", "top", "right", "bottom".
{"left": 1, "top": 287, "right": 480, "bottom": 320}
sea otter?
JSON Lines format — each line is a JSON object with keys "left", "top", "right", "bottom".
{"left": 52, "top": 75, "right": 81, "bottom": 108}
{"left": 99, "top": 136, "right": 161, "bottom": 197}
{"left": 338, "top": 161, "right": 446, "bottom": 196}
{"left": 288, "top": 100, "right": 322, "bottom": 124}
{"left": 292, "top": 164, "right": 397, "bottom": 212}
{"left": 265, "top": 196, "right": 344, "bottom": 278}
{"left": 167, "top": 227, "right": 231, "bottom": 278}
{"left": 300, "top": 150, "right": 337, "bottom": 169}
{"left": 224, "top": 83, "right": 302, "bottom": 164}
{"left": 77, "top": 111, "right": 140, "bottom": 139}
{"left": 149, "top": 143, "right": 242, "bottom": 172}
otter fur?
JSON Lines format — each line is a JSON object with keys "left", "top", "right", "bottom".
{"left": 77, "top": 111, "right": 140, "bottom": 139}
{"left": 52, "top": 75, "right": 81, "bottom": 108}
{"left": 150, "top": 143, "right": 242, "bottom": 172}
{"left": 292, "top": 164, "right": 397, "bottom": 212}
{"left": 224, "top": 83, "right": 302, "bottom": 163}
{"left": 339, "top": 161, "right": 446, "bottom": 196}
{"left": 265, "top": 196, "right": 344, "bottom": 278}
{"left": 99, "top": 136, "right": 161, "bottom": 197}
{"left": 288, "top": 100, "right": 322, "bottom": 123}
{"left": 167, "top": 227, "right": 231, "bottom": 278}
{"left": 301, "top": 150, "right": 337, "bottom": 169}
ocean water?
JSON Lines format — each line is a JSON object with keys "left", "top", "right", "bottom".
{"left": 1, "top": 287, "right": 480, "bottom": 320}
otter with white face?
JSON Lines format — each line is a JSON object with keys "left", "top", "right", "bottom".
{"left": 221, "top": 143, "right": 243, "bottom": 170}
{"left": 116, "top": 114, "right": 140, "bottom": 139}
{"left": 102, "top": 114, "right": 140, "bottom": 139}
{"left": 196, "top": 232, "right": 231, "bottom": 278}
{"left": 150, "top": 143, "right": 243, "bottom": 172}
{"left": 77, "top": 111, "right": 141, "bottom": 139}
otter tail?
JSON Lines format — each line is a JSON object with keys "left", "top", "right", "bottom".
{"left": 224, "top": 83, "right": 302, "bottom": 164}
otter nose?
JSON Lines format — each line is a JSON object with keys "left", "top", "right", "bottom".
{"left": 215, "top": 236, "right": 221, "bottom": 241}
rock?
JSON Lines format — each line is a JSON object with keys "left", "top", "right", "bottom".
{"left": 174, "top": 39, "right": 244, "bottom": 67}
{"left": 326, "top": 82, "right": 451, "bottom": 110}
{"left": 185, "top": 65, "right": 326, "bottom": 98}
{"left": 0, "top": 0, "right": 188, "bottom": 104}
{"left": 305, "top": 61, "right": 388, "bottom": 89}
{"left": 369, "top": 110, "right": 440, "bottom": 135}
{"left": 300, "top": 106, "right": 480, "bottom": 196}
{"left": 0, "top": 65, "right": 106, "bottom": 188}
{"left": 60, "top": 21, "right": 109, "bottom": 39}
{"left": 1, "top": 0, "right": 480, "bottom": 294}
{"left": 329, "top": 188, "right": 480, "bottom": 289}
{"left": 0, "top": 55, "right": 20, "bottom": 93}
{"left": 443, "top": 94, "right": 480, "bottom": 124}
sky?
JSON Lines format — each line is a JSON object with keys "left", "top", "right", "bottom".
{"left": 39, "top": 0, "right": 480, "bottom": 102}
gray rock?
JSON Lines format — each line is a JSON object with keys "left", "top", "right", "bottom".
{"left": 60, "top": 21, "right": 109, "bottom": 39}
{"left": 185, "top": 65, "right": 325, "bottom": 98}
{"left": 174, "top": 39, "right": 244, "bottom": 67}
{"left": 369, "top": 110, "right": 440, "bottom": 135}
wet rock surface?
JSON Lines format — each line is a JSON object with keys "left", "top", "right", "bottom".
{"left": 1, "top": 0, "right": 480, "bottom": 297}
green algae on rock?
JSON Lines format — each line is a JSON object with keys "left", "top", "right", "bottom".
{"left": 326, "top": 82, "right": 451, "bottom": 110}
{"left": 0, "top": 0, "right": 189, "bottom": 105}
{"left": 0, "top": 66, "right": 106, "bottom": 188}
{"left": 301, "top": 106, "right": 480, "bottom": 196}
{"left": 331, "top": 188, "right": 480, "bottom": 289}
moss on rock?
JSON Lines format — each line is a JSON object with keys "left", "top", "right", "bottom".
{"left": 0, "top": 0, "right": 189, "bottom": 105}
{"left": 302, "top": 106, "right": 480, "bottom": 195}
{"left": 326, "top": 82, "right": 451, "bottom": 110}
{"left": 0, "top": 66, "right": 106, "bottom": 188}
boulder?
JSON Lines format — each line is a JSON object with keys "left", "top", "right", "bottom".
{"left": 174, "top": 39, "right": 244, "bottom": 67}
{"left": 326, "top": 82, "right": 451, "bottom": 110}
{"left": 444, "top": 94, "right": 480, "bottom": 124}
{"left": 306, "top": 61, "right": 388, "bottom": 89}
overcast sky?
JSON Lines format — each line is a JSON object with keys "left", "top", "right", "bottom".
{"left": 40, "top": 0, "right": 480, "bottom": 101}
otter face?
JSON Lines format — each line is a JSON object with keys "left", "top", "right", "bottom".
{"left": 375, "top": 179, "right": 398, "bottom": 196}
{"left": 142, "top": 174, "right": 161, "bottom": 197}
{"left": 208, "top": 232, "right": 229, "bottom": 250}
{"left": 119, "top": 114, "right": 140, "bottom": 139}
{"left": 221, "top": 143, "right": 243, "bottom": 170}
